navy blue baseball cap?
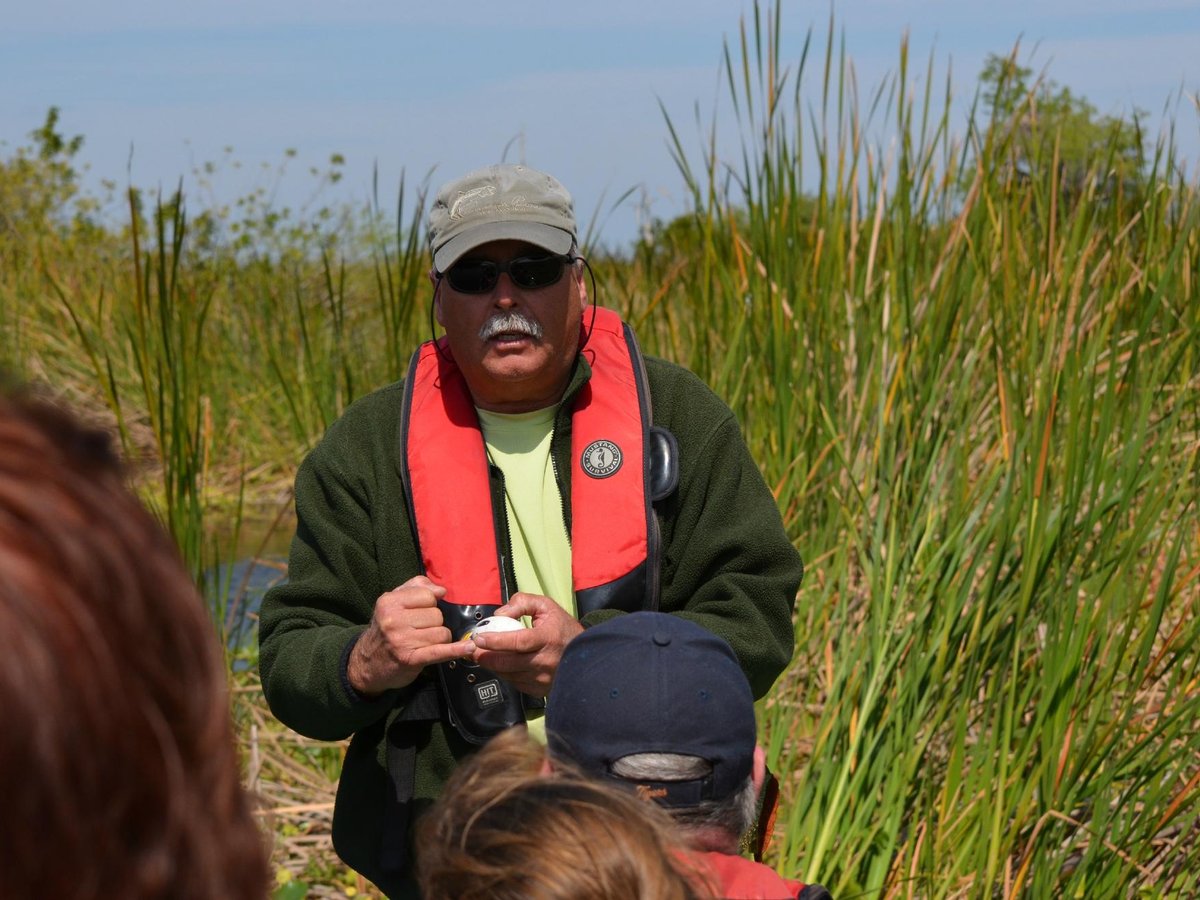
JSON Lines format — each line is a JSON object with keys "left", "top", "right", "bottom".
{"left": 546, "top": 612, "right": 756, "bottom": 807}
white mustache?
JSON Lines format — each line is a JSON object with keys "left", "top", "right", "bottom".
{"left": 479, "top": 312, "right": 543, "bottom": 341}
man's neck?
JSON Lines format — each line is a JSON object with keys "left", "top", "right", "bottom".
{"left": 683, "top": 827, "right": 742, "bottom": 855}
{"left": 472, "top": 395, "right": 562, "bottom": 414}
{"left": 464, "top": 355, "right": 583, "bottom": 414}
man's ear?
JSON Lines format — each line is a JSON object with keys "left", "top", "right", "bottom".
{"left": 574, "top": 260, "right": 589, "bottom": 309}
{"left": 539, "top": 757, "right": 555, "bottom": 776}
{"left": 431, "top": 272, "right": 446, "bottom": 327}
{"left": 752, "top": 744, "right": 767, "bottom": 792}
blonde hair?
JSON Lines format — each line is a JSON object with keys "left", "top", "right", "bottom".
{"left": 0, "top": 387, "right": 270, "bottom": 900}
{"left": 416, "top": 727, "right": 714, "bottom": 900}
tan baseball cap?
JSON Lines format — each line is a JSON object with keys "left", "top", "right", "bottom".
{"left": 427, "top": 164, "right": 577, "bottom": 272}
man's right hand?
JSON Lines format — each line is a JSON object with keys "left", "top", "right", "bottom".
{"left": 346, "top": 575, "right": 475, "bottom": 696}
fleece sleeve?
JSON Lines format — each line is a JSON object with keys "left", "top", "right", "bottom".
{"left": 257, "top": 388, "right": 422, "bottom": 741}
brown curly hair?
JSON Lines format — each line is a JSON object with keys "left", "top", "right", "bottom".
{"left": 0, "top": 386, "right": 270, "bottom": 899}
{"left": 415, "top": 725, "right": 715, "bottom": 900}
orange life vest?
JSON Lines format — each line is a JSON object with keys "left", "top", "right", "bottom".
{"left": 401, "top": 305, "right": 655, "bottom": 611}
{"left": 398, "top": 306, "right": 672, "bottom": 743}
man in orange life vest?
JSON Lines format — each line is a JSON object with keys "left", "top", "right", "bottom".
{"left": 546, "top": 611, "right": 831, "bottom": 900}
{"left": 259, "top": 163, "right": 804, "bottom": 897}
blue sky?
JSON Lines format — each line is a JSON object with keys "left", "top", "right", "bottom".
{"left": 4, "top": 1, "right": 1198, "bottom": 250}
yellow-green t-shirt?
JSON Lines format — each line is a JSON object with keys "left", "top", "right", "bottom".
{"left": 476, "top": 406, "right": 574, "bottom": 742}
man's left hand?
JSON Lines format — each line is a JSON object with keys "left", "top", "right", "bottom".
{"left": 469, "top": 593, "right": 583, "bottom": 697}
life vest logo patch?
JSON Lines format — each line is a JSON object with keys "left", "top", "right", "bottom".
{"left": 581, "top": 440, "right": 622, "bottom": 478}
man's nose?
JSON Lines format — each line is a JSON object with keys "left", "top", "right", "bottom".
{"left": 492, "top": 275, "right": 519, "bottom": 307}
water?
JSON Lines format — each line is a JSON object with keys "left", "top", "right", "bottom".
{"left": 209, "top": 555, "right": 288, "bottom": 658}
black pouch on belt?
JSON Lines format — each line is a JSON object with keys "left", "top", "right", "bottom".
{"left": 435, "top": 601, "right": 527, "bottom": 745}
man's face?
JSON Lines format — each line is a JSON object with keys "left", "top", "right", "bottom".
{"left": 434, "top": 239, "right": 587, "bottom": 413}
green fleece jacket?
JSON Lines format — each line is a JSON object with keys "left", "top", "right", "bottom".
{"left": 259, "top": 352, "right": 802, "bottom": 898}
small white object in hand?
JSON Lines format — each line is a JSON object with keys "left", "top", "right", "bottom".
{"left": 465, "top": 616, "right": 526, "bottom": 640}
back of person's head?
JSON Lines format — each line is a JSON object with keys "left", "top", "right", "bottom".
{"left": 545, "top": 612, "right": 760, "bottom": 850}
{"left": 0, "top": 385, "right": 270, "bottom": 900}
{"left": 416, "top": 726, "right": 710, "bottom": 900}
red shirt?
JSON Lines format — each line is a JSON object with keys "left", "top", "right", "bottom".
{"left": 687, "top": 850, "right": 809, "bottom": 899}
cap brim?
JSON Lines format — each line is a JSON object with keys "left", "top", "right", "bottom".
{"left": 433, "top": 223, "right": 574, "bottom": 272}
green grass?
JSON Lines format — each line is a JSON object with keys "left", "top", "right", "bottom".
{"left": 3, "top": 3, "right": 1197, "bottom": 896}
{"left": 672, "top": 9, "right": 1200, "bottom": 898}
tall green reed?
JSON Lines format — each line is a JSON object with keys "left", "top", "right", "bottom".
{"left": 7, "top": 142, "right": 434, "bottom": 580}
{"left": 39, "top": 188, "right": 254, "bottom": 655}
{"left": 657, "top": 2, "right": 1200, "bottom": 895}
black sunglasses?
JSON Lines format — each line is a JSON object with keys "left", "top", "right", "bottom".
{"left": 441, "top": 253, "right": 575, "bottom": 294}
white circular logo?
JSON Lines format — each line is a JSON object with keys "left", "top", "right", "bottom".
{"left": 581, "top": 440, "right": 622, "bottom": 478}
